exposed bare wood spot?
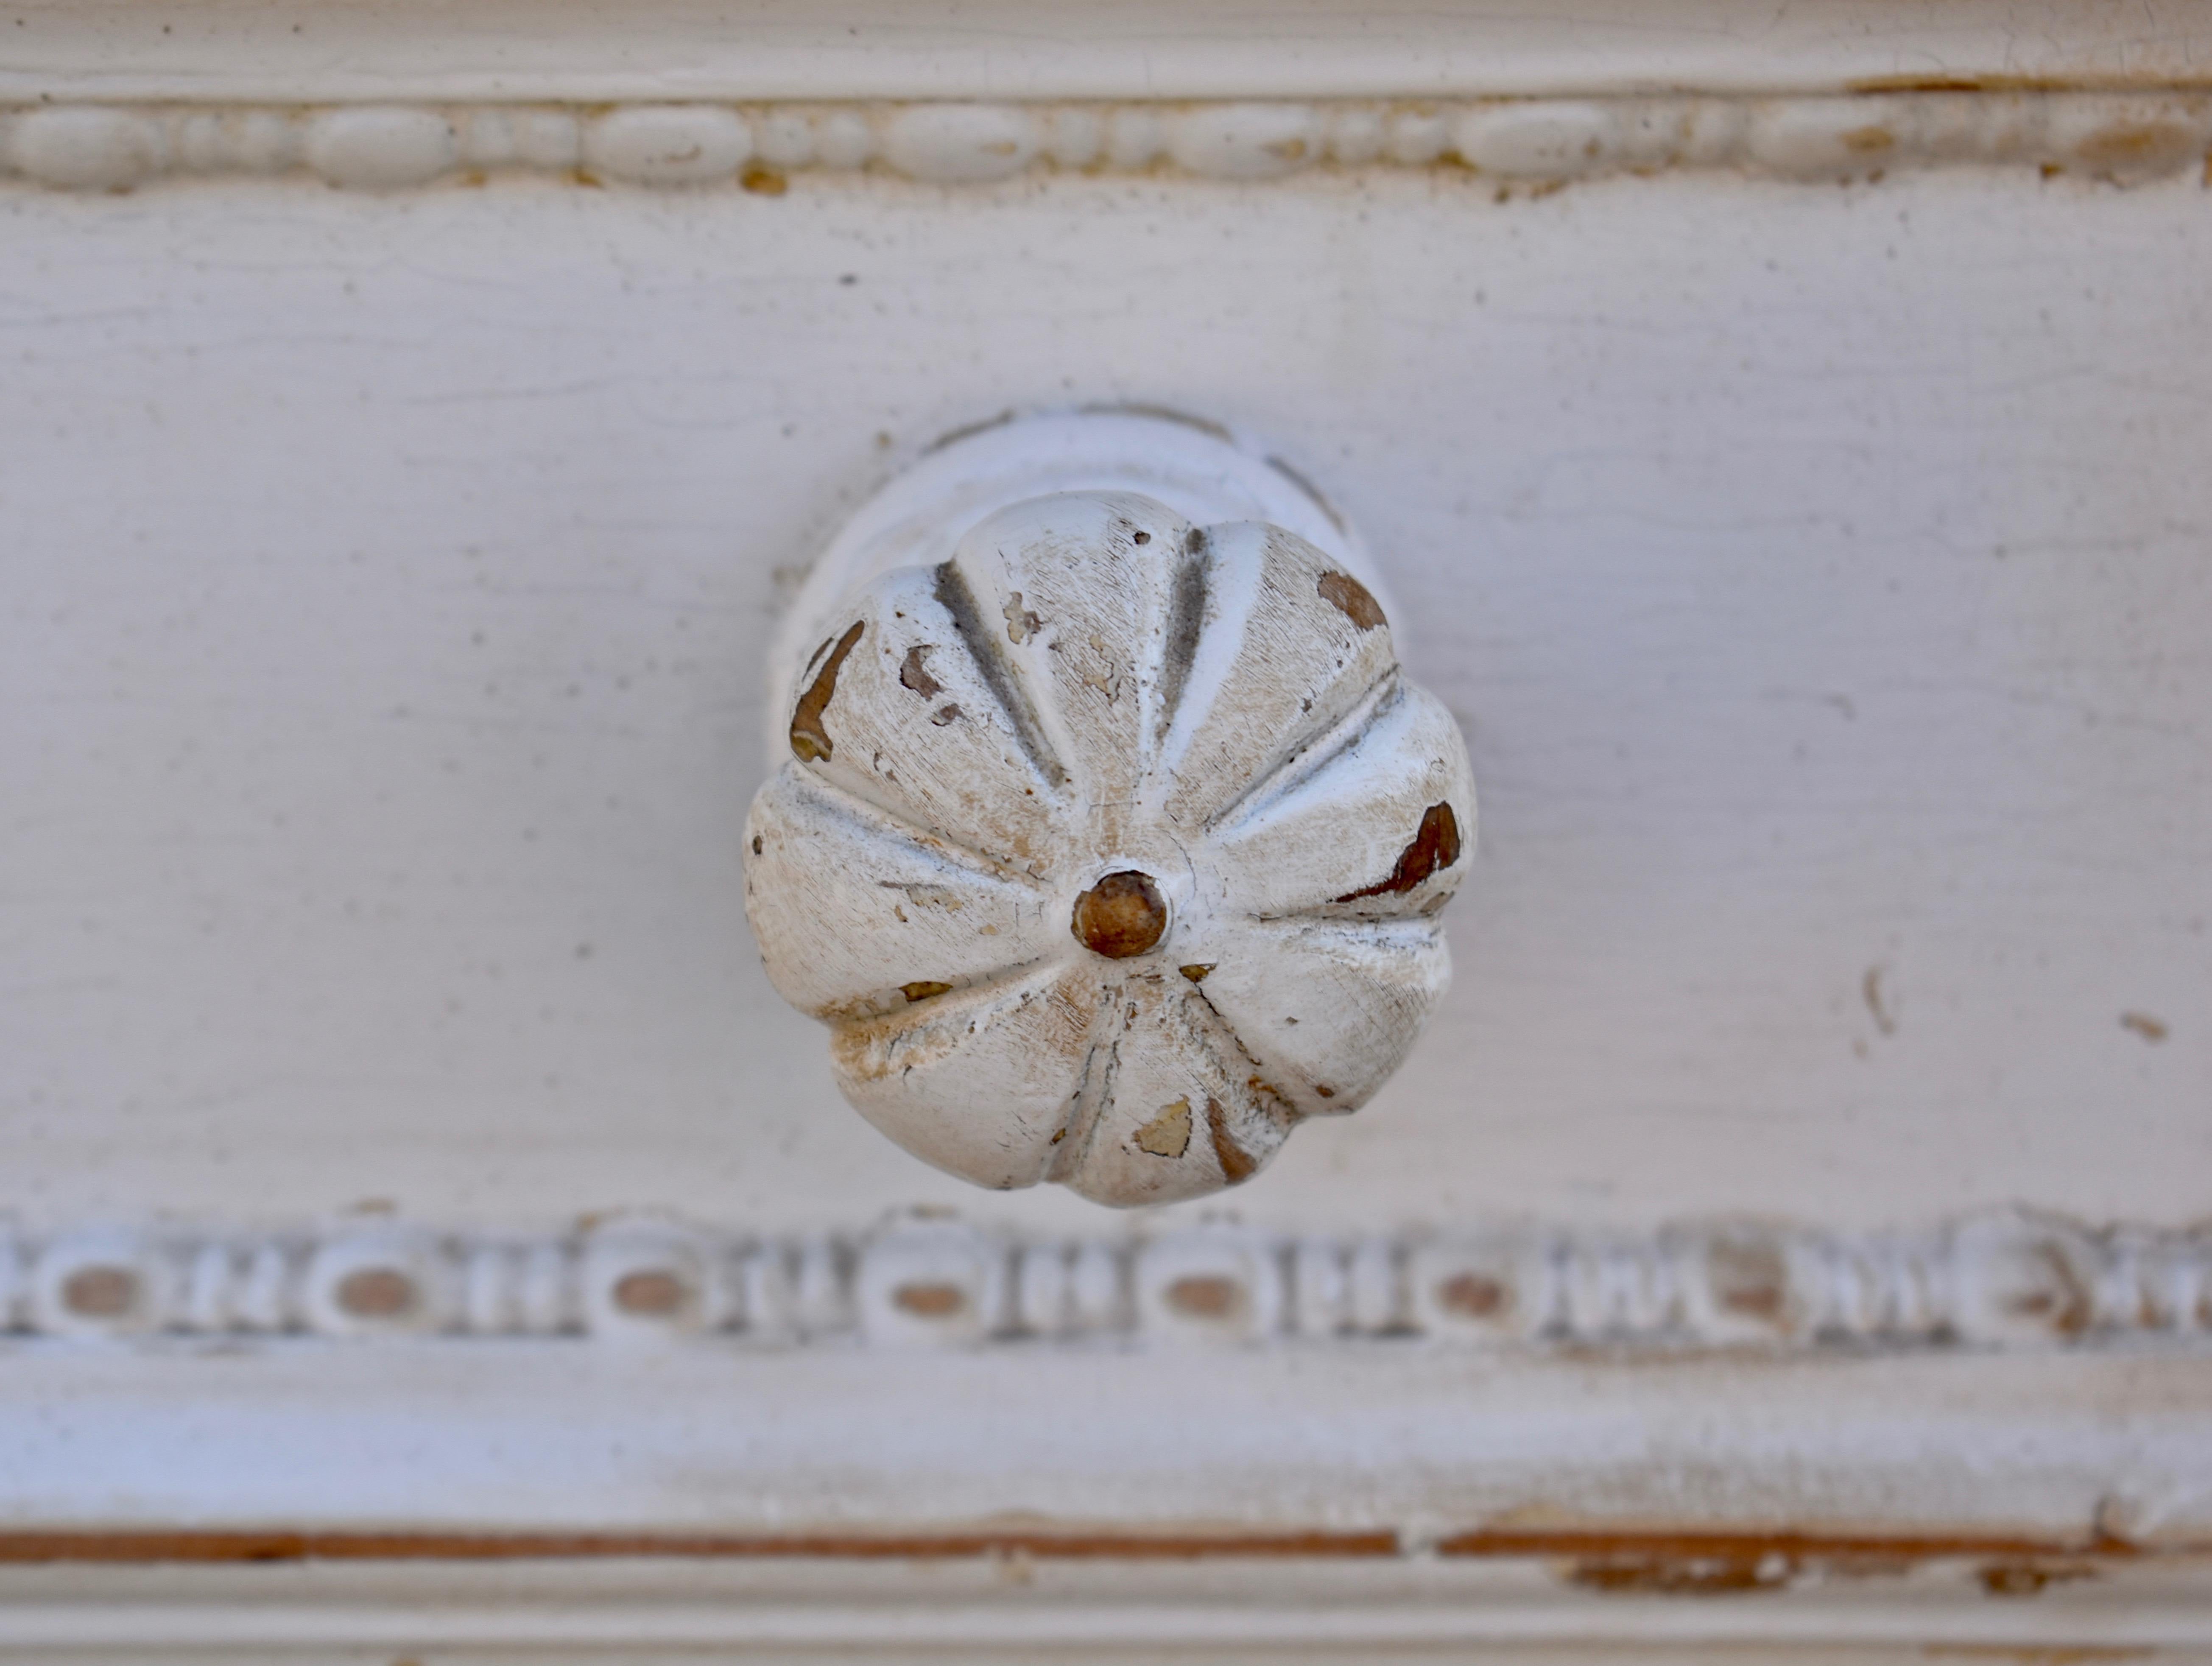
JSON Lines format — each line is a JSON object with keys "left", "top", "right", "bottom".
{"left": 2121, "top": 1011, "right": 2168, "bottom": 1043}
{"left": 901, "top": 980, "right": 955, "bottom": 1002}
{"left": 1205, "top": 1095, "right": 1258, "bottom": 1184}
{"left": 60, "top": 1265, "right": 137, "bottom": 1318}
{"left": 1317, "top": 570, "right": 1386, "bottom": 630}
{"left": 898, "top": 644, "right": 942, "bottom": 699}
{"left": 334, "top": 1267, "right": 416, "bottom": 1319}
{"left": 891, "top": 1281, "right": 968, "bottom": 1318}
{"left": 1568, "top": 1548, "right": 1798, "bottom": 1596}
{"left": 1722, "top": 1285, "right": 1784, "bottom": 1320}
{"left": 1979, "top": 1562, "right": 2100, "bottom": 1598}
{"left": 2078, "top": 125, "right": 2178, "bottom": 165}
{"left": 1846, "top": 75, "right": 1989, "bottom": 93}
{"left": 931, "top": 703, "right": 961, "bottom": 726}
{"left": 740, "top": 164, "right": 787, "bottom": 195}
{"left": 1335, "top": 802, "right": 1461, "bottom": 901}
{"left": 1071, "top": 870, "right": 1168, "bottom": 959}
{"left": 751, "top": 834, "right": 763, "bottom": 855}
{"left": 1131, "top": 529, "right": 1151, "bottom": 545}
{"left": 612, "top": 1270, "right": 689, "bottom": 1317}
{"left": 1707, "top": 1238, "right": 1789, "bottom": 1322}
{"left": 2007, "top": 1245, "right": 2092, "bottom": 1336}
{"left": 1165, "top": 1274, "right": 1244, "bottom": 1320}
{"left": 788, "top": 620, "right": 865, "bottom": 763}
{"left": 1314, "top": 1083, "right": 1335, "bottom": 1099}
{"left": 1134, "top": 1097, "right": 1193, "bottom": 1157}
{"left": 1003, "top": 590, "right": 1042, "bottom": 644}
{"left": 880, "top": 882, "right": 969, "bottom": 911}
{"left": 1841, "top": 125, "right": 1896, "bottom": 154}
{"left": 1438, "top": 1272, "right": 1508, "bottom": 1318}
{"left": 1178, "top": 963, "right": 1214, "bottom": 983}
{"left": 1076, "top": 637, "right": 1126, "bottom": 704}
{"left": 1445, "top": 1525, "right": 2151, "bottom": 1612}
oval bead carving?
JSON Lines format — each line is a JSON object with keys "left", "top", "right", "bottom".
{"left": 744, "top": 487, "right": 1475, "bottom": 1206}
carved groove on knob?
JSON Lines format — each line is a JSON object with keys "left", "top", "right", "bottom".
{"left": 744, "top": 449, "right": 1475, "bottom": 1207}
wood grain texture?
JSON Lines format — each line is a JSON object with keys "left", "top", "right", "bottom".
{"left": 4, "top": 165, "right": 2204, "bottom": 1238}
{"left": 1, "top": 10, "right": 2210, "bottom": 1632}
{"left": 5, "top": 0, "right": 2212, "bottom": 102}
{"left": 0, "top": 1339, "right": 2206, "bottom": 1537}
{"left": 6, "top": 1553, "right": 2212, "bottom": 1661}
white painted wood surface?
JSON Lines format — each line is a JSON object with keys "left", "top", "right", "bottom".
{"left": 8, "top": 0, "right": 2212, "bottom": 103}
{"left": 6, "top": 161, "right": 2204, "bottom": 1237}
{"left": 11, "top": 1554, "right": 2212, "bottom": 1664}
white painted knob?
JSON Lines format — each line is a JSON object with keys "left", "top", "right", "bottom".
{"left": 744, "top": 414, "right": 1475, "bottom": 1206}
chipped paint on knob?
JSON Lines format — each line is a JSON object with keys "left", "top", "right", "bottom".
{"left": 744, "top": 487, "right": 1475, "bottom": 1206}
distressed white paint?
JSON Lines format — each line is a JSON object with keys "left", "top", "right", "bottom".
{"left": 9, "top": 1557, "right": 2212, "bottom": 1663}
{"left": 1, "top": 1337, "right": 2209, "bottom": 1543}
{"left": 8, "top": 0, "right": 2212, "bottom": 104}
{"left": 9, "top": 93, "right": 2212, "bottom": 190}
{"left": 4, "top": 2, "right": 2212, "bottom": 1646}
{"left": 747, "top": 443, "right": 1474, "bottom": 1204}
{"left": 0, "top": 1206, "right": 2199, "bottom": 1346}
{"left": 764, "top": 411, "right": 1384, "bottom": 729}
{"left": 7, "top": 163, "right": 2207, "bottom": 1237}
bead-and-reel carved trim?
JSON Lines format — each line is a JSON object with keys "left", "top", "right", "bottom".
{"left": 2, "top": 93, "right": 2211, "bottom": 192}
{"left": 3, "top": 1211, "right": 2206, "bottom": 1350}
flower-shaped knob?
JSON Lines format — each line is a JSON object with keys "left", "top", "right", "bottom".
{"left": 744, "top": 427, "right": 1474, "bottom": 1206}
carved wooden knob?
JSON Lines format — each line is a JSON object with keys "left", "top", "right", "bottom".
{"left": 744, "top": 415, "right": 1475, "bottom": 1206}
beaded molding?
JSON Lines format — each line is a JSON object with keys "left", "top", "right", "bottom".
{"left": 3, "top": 1211, "right": 2205, "bottom": 1348}
{"left": 3, "top": 93, "right": 2211, "bottom": 192}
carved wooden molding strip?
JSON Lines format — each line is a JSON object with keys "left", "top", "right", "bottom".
{"left": 3, "top": 93, "right": 2210, "bottom": 192}
{"left": 6, "top": 1210, "right": 2205, "bottom": 1348}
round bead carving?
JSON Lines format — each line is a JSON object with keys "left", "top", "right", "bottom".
{"left": 744, "top": 488, "right": 1475, "bottom": 1206}
{"left": 1071, "top": 871, "right": 1170, "bottom": 959}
